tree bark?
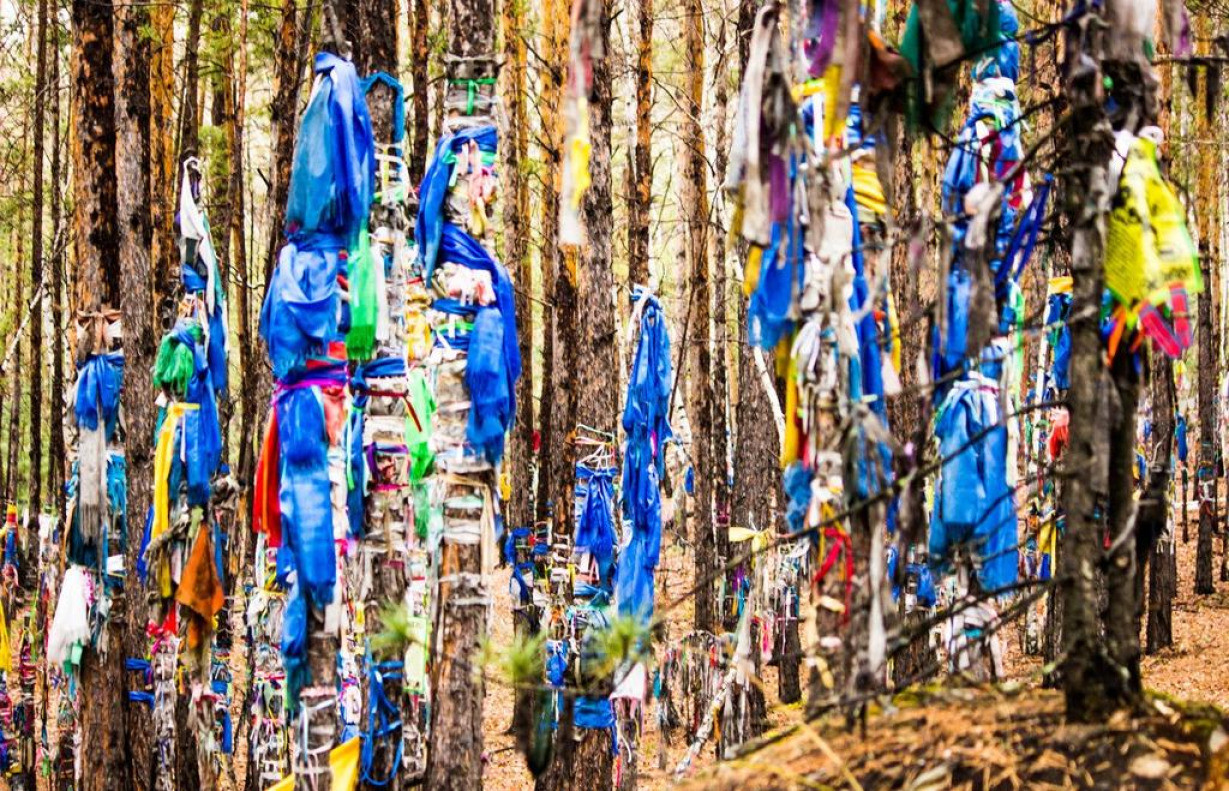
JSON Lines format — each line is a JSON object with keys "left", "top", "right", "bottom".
{"left": 572, "top": 0, "right": 617, "bottom": 784}
{"left": 357, "top": 0, "right": 399, "bottom": 142}
{"left": 424, "top": 1, "right": 497, "bottom": 788}
{"left": 49, "top": 20, "right": 66, "bottom": 520}
{"left": 28, "top": 0, "right": 47, "bottom": 522}
{"left": 711, "top": 11, "right": 732, "bottom": 629}
{"left": 177, "top": 0, "right": 205, "bottom": 164}
{"left": 230, "top": 0, "right": 256, "bottom": 494}
{"left": 1146, "top": 353, "right": 1176, "bottom": 654}
{"left": 19, "top": 3, "right": 49, "bottom": 783}
{"left": 1057, "top": 18, "right": 1120, "bottom": 720}
{"left": 72, "top": 0, "right": 124, "bottom": 786}
{"left": 502, "top": 0, "right": 534, "bottom": 532}
{"left": 1103, "top": 350, "right": 1140, "bottom": 696}
{"left": 265, "top": 0, "right": 308, "bottom": 291}
{"left": 627, "top": 0, "right": 652, "bottom": 289}
{"left": 6, "top": 156, "right": 26, "bottom": 505}
{"left": 534, "top": 0, "right": 567, "bottom": 528}
{"left": 115, "top": 0, "right": 157, "bottom": 786}
{"left": 683, "top": 0, "right": 715, "bottom": 636}
{"left": 1196, "top": 252, "right": 1216, "bottom": 594}
{"left": 409, "top": 0, "right": 431, "bottom": 186}
{"left": 149, "top": 1, "right": 176, "bottom": 324}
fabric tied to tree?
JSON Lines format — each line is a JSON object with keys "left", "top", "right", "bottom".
{"left": 415, "top": 125, "right": 498, "bottom": 279}
{"left": 274, "top": 372, "right": 348, "bottom": 610}
{"left": 575, "top": 466, "right": 617, "bottom": 590}
{"left": 617, "top": 290, "right": 672, "bottom": 625}
{"left": 178, "top": 159, "right": 230, "bottom": 396}
{"left": 73, "top": 353, "right": 124, "bottom": 561}
{"left": 260, "top": 242, "right": 345, "bottom": 380}
{"left": 928, "top": 373, "right": 1018, "bottom": 593}
{"left": 437, "top": 223, "right": 521, "bottom": 462}
{"left": 284, "top": 52, "right": 375, "bottom": 249}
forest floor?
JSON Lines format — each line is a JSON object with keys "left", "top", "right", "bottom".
{"left": 483, "top": 503, "right": 1229, "bottom": 789}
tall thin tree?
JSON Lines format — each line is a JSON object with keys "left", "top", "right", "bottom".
{"left": 503, "top": 0, "right": 534, "bottom": 533}
{"left": 72, "top": 0, "right": 126, "bottom": 785}
{"left": 572, "top": 0, "right": 618, "bottom": 783}
{"left": 683, "top": 0, "right": 716, "bottom": 635}
{"left": 424, "top": 0, "right": 498, "bottom": 787}
{"left": 115, "top": 0, "right": 157, "bottom": 784}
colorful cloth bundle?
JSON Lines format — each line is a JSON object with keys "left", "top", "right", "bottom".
{"left": 929, "top": 372, "right": 1018, "bottom": 593}
{"left": 1104, "top": 129, "right": 1201, "bottom": 359}
{"left": 255, "top": 49, "right": 376, "bottom": 714}
{"left": 616, "top": 290, "right": 672, "bottom": 625}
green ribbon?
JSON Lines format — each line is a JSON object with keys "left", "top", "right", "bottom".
{"left": 448, "top": 77, "right": 497, "bottom": 116}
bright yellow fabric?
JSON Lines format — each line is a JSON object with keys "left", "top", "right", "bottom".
{"left": 152, "top": 403, "right": 198, "bottom": 598}
{"left": 852, "top": 163, "right": 887, "bottom": 219}
{"left": 0, "top": 601, "right": 11, "bottom": 673}
{"left": 744, "top": 245, "right": 763, "bottom": 298}
{"left": 729, "top": 526, "right": 768, "bottom": 553}
{"left": 781, "top": 344, "right": 800, "bottom": 468}
{"left": 887, "top": 293, "right": 901, "bottom": 373}
{"left": 1047, "top": 276, "right": 1073, "bottom": 295}
{"left": 268, "top": 737, "right": 360, "bottom": 791}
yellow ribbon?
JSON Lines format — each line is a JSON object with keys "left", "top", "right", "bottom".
{"left": 152, "top": 402, "right": 199, "bottom": 598}
{"left": 269, "top": 737, "right": 360, "bottom": 791}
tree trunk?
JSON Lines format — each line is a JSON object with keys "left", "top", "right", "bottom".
{"left": 28, "top": 0, "right": 47, "bottom": 522}
{"left": 357, "top": 0, "right": 399, "bottom": 142}
{"left": 502, "top": 0, "right": 534, "bottom": 532}
{"left": 1146, "top": 353, "right": 1176, "bottom": 654}
{"left": 264, "top": 0, "right": 311, "bottom": 290}
{"left": 72, "top": 0, "right": 125, "bottom": 786}
{"left": 534, "top": 0, "right": 567, "bottom": 529}
{"left": 49, "top": 22, "right": 66, "bottom": 520}
{"left": 424, "top": 1, "right": 497, "bottom": 788}
{"left": 7, "top": 166, "right": 26, "bottom": 504}
{"left": 115, "top": 0, "right": 157, "bottom": 787}
{"left": 573, "top": 0, "right": 618, "bottom": 784}
{"left": 1057, "top": 24, "right": 1119, "bottom": 720}
{"left": 230, "top": 0, "right": 256, "bottom": 493}
{"left": 1103, "top": 351, "right": 1140, "bottom": 696}
{"left": 1196, "top": 252, "right": 1216, "bottom": 594}
{"left": 409, "top": 0, "right": 431, "bottom": 187}
{"left": 627, "top": 0, "right": 652, "bottom": 289}
{"left": 683, "top": 0, "right": 715, "bottom": 636}
{"left": 177, "top": 0, "right": 205, "bottom": 164}
{"left": 149, "top": 1, "right": 176, "bottom": 323}
{"left": 711, "top": 12, "right": 732, "bottom": 631}
{"left": 19, "top": 3, "right": 48, "bottom": 783}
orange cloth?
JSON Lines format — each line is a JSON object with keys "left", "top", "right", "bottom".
{"left": 253, "top": 410, "right": 282, "bottom": 547}
{"left": 175, "top": 524, "right": 224, "bottom": 649}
